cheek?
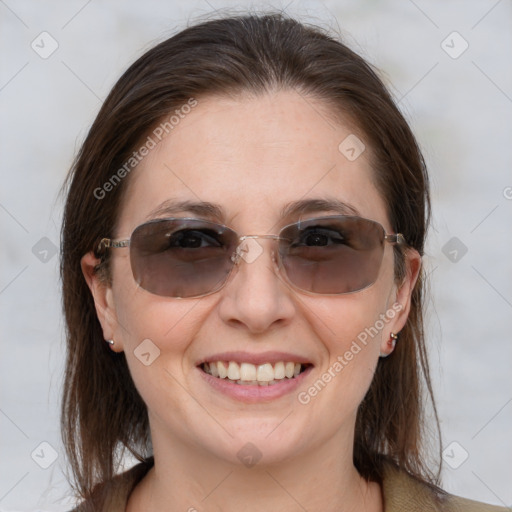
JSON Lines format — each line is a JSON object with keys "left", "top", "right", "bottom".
{"left": 311, "top": 261, "right": 395, "bottom": 361}
{"left": 111, "top": 253, "right": 199, "bottom": 350}
{"left": 298, "top": 266, "right": 396, "bottom": 414}
{"left": 317, "top": 293, "right": 386, "bottom": 373}
{"left": 113, "top": 292, "right": 211, "bottom": 440}
{"left": 110, "top": 256, "right": 202, "bottom": 398}
{"left": 117, "top": 296, "right": 192, "bottom": 370}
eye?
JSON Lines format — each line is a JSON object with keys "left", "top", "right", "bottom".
{"left": 295, "top": 227, "right": 347, "bottom": 247}
{"left": 167, "top": 229, "right": 224, "bottom": 249}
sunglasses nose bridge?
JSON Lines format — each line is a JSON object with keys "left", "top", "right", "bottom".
{"left": 230, "top": 234, "right": 284, "bottom": 267}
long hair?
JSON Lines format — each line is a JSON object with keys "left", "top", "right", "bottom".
{"left": 60, "top": 12, "right": 440, "bottom": 501}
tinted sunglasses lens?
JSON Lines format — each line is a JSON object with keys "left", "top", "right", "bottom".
{"left": 279, "top": 216, "right": 385, "bottom": 294}
{"left": 130, "top": 219, "right": 237, "bottom": 298}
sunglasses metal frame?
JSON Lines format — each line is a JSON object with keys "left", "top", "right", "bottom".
{"left": 97, "top": 216, "right": 406, "bottom": 298}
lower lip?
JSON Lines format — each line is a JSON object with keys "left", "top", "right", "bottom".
{"left": 197, "top": 366, "right": 313, "bottom": 403}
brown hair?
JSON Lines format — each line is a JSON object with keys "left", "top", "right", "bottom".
{"left": 60, "top": 12, "right": 440, "bottom": 501}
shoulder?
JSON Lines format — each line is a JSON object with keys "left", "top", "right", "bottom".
{"left": 381, "top": 461, "right": 508, "bottom": 512}
{"left": 70, "top": 458, "right": 154, "bottom": 512}
{"left": 71, "top": 457, "right": 507, "bottom": 512}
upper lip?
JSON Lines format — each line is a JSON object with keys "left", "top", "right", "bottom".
{"left": 196, "top": 351, "right": 314, "bottom": 366}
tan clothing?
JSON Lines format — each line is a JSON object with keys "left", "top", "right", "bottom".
{"left": 73, "top": 459, "right": 507, "bottom": 511}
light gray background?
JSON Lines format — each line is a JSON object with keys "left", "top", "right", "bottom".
{"left": 1, "top": 1, "right": 511, "bottom": 510}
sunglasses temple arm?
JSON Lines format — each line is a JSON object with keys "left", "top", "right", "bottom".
{"left": 384, "top": 233, "right": 406, "bottom": 245}
{"left": 97, "top": 238, "right": 130, "bottom": 252}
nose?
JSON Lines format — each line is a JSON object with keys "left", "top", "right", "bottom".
{"left": 217, "top": 238, "right": 296, "bottom": 334}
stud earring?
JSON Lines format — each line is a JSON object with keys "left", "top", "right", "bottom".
{"left": 106, "top": 339, "right": 114, "bottom": 346}
{"left": 380, "top": 332, "right": 398, "bottom": 358}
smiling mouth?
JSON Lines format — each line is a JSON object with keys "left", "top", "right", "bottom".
{"left": 200, "top": 361, "right": 312, "bottom": 386}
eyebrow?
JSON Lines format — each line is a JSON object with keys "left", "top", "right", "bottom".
{"left": 144, "top": 197, "right": 360, "bottom": 223}
{"left": 279, "top": 198, "right": 360, "bottom": 219}
{"left": 144, "top": 199, "right": 224, "bottom": 222}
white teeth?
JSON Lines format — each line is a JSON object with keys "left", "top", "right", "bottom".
{"left": 210, "top": 362, "right": 219, "bottom": 378}
{"left": 257, "top": 363, "right": 274, "bottom": 382}
{"left": 202, "top": 360, "right": 309, "bottom": 385}
{"left": 217, "top": 361, "right": 228, "bottom": 379}
{"left": 240, "top": 362, "right": 257, "bottom": 381}
{"left": 285, "top": 362, "right": 295, "bottom": 378}
{"left": 227, "top": 361, "right": 240, "bottom": 380}
{"left": 274, "top": 361, "right": 285, "bottom": 379}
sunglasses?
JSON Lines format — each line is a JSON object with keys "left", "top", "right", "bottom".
{"left": 97, "top": 216, "right": 405, "bottom": 298}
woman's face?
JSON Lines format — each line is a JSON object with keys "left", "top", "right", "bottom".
{"left": 84, "top": 90, "right": 419, "bottom": 467}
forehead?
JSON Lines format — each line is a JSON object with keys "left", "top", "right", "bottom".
{"left": 117, "top": 90, "right": 390, "bottom": 233}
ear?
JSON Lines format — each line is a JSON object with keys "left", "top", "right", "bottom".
{"left": 380, "top": 248, "right": 422, "bottom": 356}
{"left": 81, "top": 251, "right": 124, "bottom": 352}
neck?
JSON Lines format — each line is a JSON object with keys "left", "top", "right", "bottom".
{"left": 128, "top": 425, "right": 383, "bottom": 512}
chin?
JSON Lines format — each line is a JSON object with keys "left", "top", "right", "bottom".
{"left": 194, "top": 417, "right": 308, "bottom": 467}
